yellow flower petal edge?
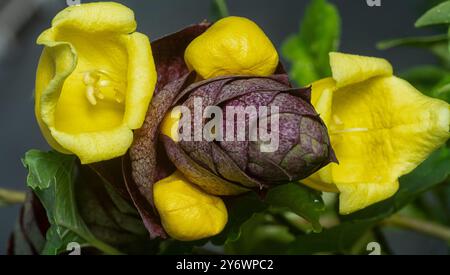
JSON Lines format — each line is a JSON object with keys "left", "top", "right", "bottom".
{"left": 184, "top": 16, "right": 279, "bottom": 79}
{"left": 302, "top": 78, "right": 339, "bottom": 193}
{"left": 160, "top": 107, "right": 182, "bottom": 143}
{"left": 330, "top": 52, "right": 393, "bottom": 88}
{"left": 153, "top": 171, "right": 228, "bottom": 241}
{"left": 52, "top": 1, "right": 136, "bottom": 33}
{"left": 303, "top": 52, "right": 450, "bottom": 214}
{"left": 35, "top": 2, "right": 156, "bottom": 164}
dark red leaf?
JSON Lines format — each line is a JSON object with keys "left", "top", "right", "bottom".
{"left": 8, "top": 193, "right": 48, "bottom": 255}
{"left": 151, "top": 22, "right": 210, "bottom": 93}
{"left": 122, "top": 155, "right": 167, "bottom": 239}
{"left": 130, "top": 72, "right": 195, "bottom": 204}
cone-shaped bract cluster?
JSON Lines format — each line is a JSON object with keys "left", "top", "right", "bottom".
{"left": 162, "top": 75, "right": 336, "bottom": 195}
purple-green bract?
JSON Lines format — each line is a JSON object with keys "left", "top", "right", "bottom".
{"left": 163, "top": 75, "right": 337, "bottom": 192}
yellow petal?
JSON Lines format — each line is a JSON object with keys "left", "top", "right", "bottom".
{"left": 332, "top": 76, "right": 449, "bottom": 214}
{"left": 52, "top": 2, "right": 136, "bottom": 33}
{"left": 51, "top": 125, "right": 133, "bottom": 164}
{"left": 160, "top": 107, "right": 182, "bottom": 142}
{"left": 301, "top": 173, "right": 339, "bottom": 193}
{"left": 302, "top": 78, "right": 338, "bottom": 193}
{"left": 35, "top": 47, "right": 70, "bottom": 154}
{"left": 123, "top": 32, "right": 157, "bottom": 129}
{"left": 154, "top": 171, "right": 228, "bottom": 241}
{"left": 311, "top": 77, "right": 336, "bottom": 127}
{"left": 36, "top": 40, "right": 78, "bottom": 139}
{"left": 185, "top": 16, "right": 279, "bottom": 79}
{"left": 337, "top": 180, "right": 399, "bottom": 215}
{"left": 330, "top": 52, "right": 393, "bottom": 88}
{"left": 306, "top": 53, "right": 450, "bottom": 214}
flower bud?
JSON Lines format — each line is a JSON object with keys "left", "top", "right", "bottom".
{"left": 153, "top": 171, "right": 228, "bottom": 241}
{"left": 184, "top": 16, "right": 279, "bottom": 79}
{"left": 161, "top": 75, "right": 336, "bottom": 195}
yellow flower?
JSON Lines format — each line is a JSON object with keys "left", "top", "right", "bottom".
{"left": 303, "top": 52, "right": 450, "bottom": 214}
{"left": 153, "top": 171, "right": 228, "bottom": 241}
{"left": 184, "top": 16, "right": 279, "bottom": 79}
{"left": 35, "top": 2, "right": 157, "bottom": 164}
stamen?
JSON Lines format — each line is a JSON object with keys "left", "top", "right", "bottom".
{"left": 83, "top": 72, "right": 94, "bottom": 85}
{"left": 86, "top": 85, "right": 97, "bottom": 105}
{"left": 114, "top": 89, "right": 124, "bottom": 103}
{"left": 95, "top": 90, "right": 105, "bottom": 100}
{"left": 82, "top": 70, "right": 124, "bottom": 106}
{"left": 99, "top": 80, "right": 110, "bottom": 87}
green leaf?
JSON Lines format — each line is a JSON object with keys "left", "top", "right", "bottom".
{"left": 287, "top": 220, "right": 375, "bottom": 254}
{"left": 212, "top": 192, "right": 267, "bottom": 245}
{"left": 416, "top": 1, "right": 450, "bottom": 27}
{"left": 212, "top": 183, "right": 325, "bottom": 246}
{"left": 298, "top": 0, "right": 340, "bottom": 76}
{"left": 448, "top": 26, "right": 450, "bottom": 52}
{"left": 377, "top": 34, "right": 448, "bottom": 50}
{"left": 209, "top": 0, "right": 229, "bottom": 22}
{"left": 22, "top": 150, "right": 121, "bottom": 255}
{"left": 401, "top": 65, "right": 448, "bottom": 87}
{"left": 42, "top": 227, "right": 87, "bottom": 255}
{"left": 415, "top": 187, "right": 450, "bottom": 225}
{"left": 430, "top": 42, "right": 450, "bottom": 68}
{"left": 225, "top": 213, "right": 296, "bottom": 255}
{"left": 282, "top": 36, "right": 320, "bottom": 86}
{"left": 377, "top": 34, "right": 450, "bottom": 68}
{"left": 400, "top": 65, "right": 449, "bottom": 94}
{"left": 439, "top": 182, "right": 450, "bottom": 223}
{"left": 266, "top": 183, "right": 325, "bottom": 232}
{"left": 422, "top": 0, "right": 450, "bottom": 11}
{"left": 430, "top": 74, "right": 450, "bottom": 102}
{"left": 77, "top": 165, "right": 158, "bottom": 254}
{"left": 281, "top": 0, "right": 340, "bottom": 86}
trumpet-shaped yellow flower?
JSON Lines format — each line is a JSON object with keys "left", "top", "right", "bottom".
{"left": 303, "top": 52, "right": 450, "bottom": 214}
{"left": 153, "top": 171, "right": 228, "bottom": 241}
{"left": 35, "top": 2, "right": 157, "bottom": 164}
{"left": 184, "top": 16, "right": 279, "bottom": 79}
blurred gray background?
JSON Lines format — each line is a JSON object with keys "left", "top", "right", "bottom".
{"left": 0, "top": 0, "right": 444, "bottom": 254}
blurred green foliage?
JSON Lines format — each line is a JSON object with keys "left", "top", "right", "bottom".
{"left": 281, "top": 0, "right": 340, "bottom": 86}
{"left": 209, "top": 0, "right": 229, "bottom": 22}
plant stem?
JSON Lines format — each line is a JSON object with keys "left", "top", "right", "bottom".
{"left": 0, "top": 188, "right": 26, "bottom": 205}
{"left": 210, "top": 0, "right": 229, "bottom": 21}
{"left": 382, "top": 214, "right": 450, "bottom": 242}
{"left": 349, "top": 230, "right": 374, "bottom": 255}
{"left": 278, "top": 211, "right": 310, "bottom": 233}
